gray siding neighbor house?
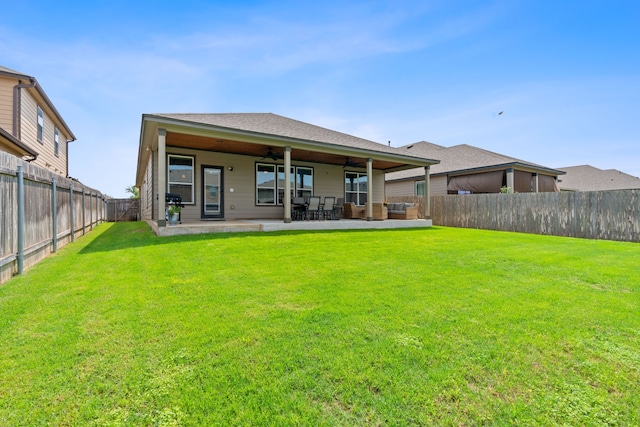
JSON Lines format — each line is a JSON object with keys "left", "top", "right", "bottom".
{"left": 386, "top": 141, "right": 564, "bottom": 196}
{"left": 557, "top": 165, "right": 640, "bottom": 191}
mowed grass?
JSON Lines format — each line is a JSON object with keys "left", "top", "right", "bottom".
{"left": 0, "top": 223, "right": 639, "bottom": 426}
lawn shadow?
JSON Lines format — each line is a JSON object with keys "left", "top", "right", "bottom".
{"left": 79, "top": 221, "right": 262, "bottom": 254}
{"left": 80, "top": 222, "right": 442, "bottom": 254}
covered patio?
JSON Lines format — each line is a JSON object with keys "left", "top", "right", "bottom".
{"left": 136, "top": 113, "right": 439, "bottom": 232}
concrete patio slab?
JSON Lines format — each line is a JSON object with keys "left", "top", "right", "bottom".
{"left": 147, "top": 218, "right": 432, "bottom": 236}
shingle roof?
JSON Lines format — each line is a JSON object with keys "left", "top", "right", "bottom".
{"left": 386, "top": 141, "right": 563, "bottom": 180}
{"left": 152, "top": 113, "right": 438, "bottom": 161}
{"left": 0, "top": 65, "right": 28, "bottom": 78}
{"left": 556, "top": 165, "right": 640, "bottom": 191}
{"left": 0, "top": 125, "right": 39, "bottom": 157}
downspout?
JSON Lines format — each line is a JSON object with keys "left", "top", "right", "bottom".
{"left": 13, "top": 78, "right": 37, "bottom": 140}
{"left": 66, "top": 140, "right": 70, "bottom": 177}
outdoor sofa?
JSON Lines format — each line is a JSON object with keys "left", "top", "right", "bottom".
{"left": 386, "top": 202, "right": 419, "bottom": 220}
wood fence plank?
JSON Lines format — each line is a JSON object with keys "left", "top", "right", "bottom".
{"left": 428, "top": 189, "right": 639, "bottom": 243}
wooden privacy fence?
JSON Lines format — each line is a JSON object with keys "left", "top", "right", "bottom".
{"left": 430, "top": 190, "right": 639, "bottom": 242}
{"left": 0, "top": 152, "right": 107, "bottom": 285}
{"left": 106, "top": 198, "right": 140, "bottom": 222}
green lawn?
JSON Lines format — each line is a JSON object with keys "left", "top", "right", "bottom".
{"left": 1, "top": 222, "right": 638, "bottom": 426}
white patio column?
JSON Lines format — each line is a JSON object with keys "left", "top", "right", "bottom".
{"left": 424, "top": 165, "right": 431, "bottom": 219}
{"left": 157, "top": 128, "right": 167, "bottom": 227}
{"left": 533, "top": 173, "right": 539, "bottom": 193}
{"left": 284, "top": 146, "right": 292, "bottom": 223}
{"left": 506, "top": 168, "right": 514, "bottom": 192}
{"left": 366, "top": 157, "right": 373, "bottom": 221}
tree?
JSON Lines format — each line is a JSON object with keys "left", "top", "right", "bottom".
{"left": 125, "top": 185, "right": 139, "bottom": 199}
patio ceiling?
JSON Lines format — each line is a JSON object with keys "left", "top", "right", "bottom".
{"left": 166, "top": 131, "right": 407, "bottom": 171}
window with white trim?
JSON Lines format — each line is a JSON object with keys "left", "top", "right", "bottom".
{"left": 167, "top": 154, "right": 194, "bottom": 204}
{"left": 277, "top": 165, "right": 293, "bottom": 204}
{"left": 37, "top": 106, "right": 44, "bottom": 143}
{"left": 295, "top": 167, "right": 313, "bottom": 199}
{"left": 257, "top": 163, "right": 276, "bottom": 205}
{"left": 415, "top": 180, "right": 425, "bottom": 196}
{"left": 54, "top": 128, "right": 60, "bottom": 156}
{"left": 345, "top": 172, "right": 367, "bottom": 205}
{"left": 256, "top": 163, "right": 314, "bottom": 205}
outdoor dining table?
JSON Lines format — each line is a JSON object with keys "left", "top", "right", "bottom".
{"left": 292, "top": 202, "right": 308, "bottom": 220}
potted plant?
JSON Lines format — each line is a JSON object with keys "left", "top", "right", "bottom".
{"left": 168, "top": 204, "right": 181, "bottom": 225}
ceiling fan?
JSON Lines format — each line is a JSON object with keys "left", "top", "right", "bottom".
{"left": 260, "top": 147, "right": 283, "bottom": 161}
{"left": 343, "top": 157, "right": 363, "bottom": 168}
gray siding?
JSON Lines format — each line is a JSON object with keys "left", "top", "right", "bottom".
{"left": 431, "top": 176, "right": 447, "bottom": 196}
{"left": 140, "top": 155, "right": 153, "bottom": 220}
{"left": 385, "top": 175, "right": 447, "bottom": 197}
{"left": 385, "top": 179, "right": 415, "bottom": 197}
{"left": 147, "top": 147, "right": 387, "bottom": 221}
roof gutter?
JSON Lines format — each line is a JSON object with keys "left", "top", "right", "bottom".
{"left": 444, "top": 162, "right": 566, "bottom": 177}
{"left": 13, "top": 78, "right": 37, "bottom": 139}
{"left": 0, "top": 126, "right": 39, "bottom": 160}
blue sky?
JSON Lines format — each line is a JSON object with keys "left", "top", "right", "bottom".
{"left": 2, "top": 0, "right": 638, "bottom": 197}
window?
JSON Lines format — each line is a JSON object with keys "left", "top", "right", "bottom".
{"left": 415, "top": 180, "right": 425, "bottom": 196}
{"left": 276, "top": 166, "right": 293, "bottom": 204}
{"left": 295, "top": 167, "right": 313, "bottom": 199}
{"left": 167, "top": 154, "right": 194, "bottom": 204}
{"left": 37, "top": 106, "right": 44, "bottom": 143}
{"left": 345, "top": 172, "right": 367, "bottom": 205}
{"left": 257, "top": 163, "right": 314, "bottom": 205}
{"left": 257, "top": 163, "right": 276, "bottom": 205}
{"left": 54, "top": 128, "right": 60, "bottom": 156}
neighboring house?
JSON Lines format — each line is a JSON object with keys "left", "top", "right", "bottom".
{"left": 0, "top": 65, "right": 75, "bottom": 176}
{"left": 386, "top": 141, "right": 565, "bottom": 196}
{"left": 135, "top": 113, "right": 439, "bottom": 225}
{"left": 556, "top": 165, "right": 640, "bottom": 191}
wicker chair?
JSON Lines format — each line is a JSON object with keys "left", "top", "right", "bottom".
{"left": 343, "top": 202, "right": 364, "bottom": 219}
{"left": 364, "top": 202, "right": 388, "bottom": 220}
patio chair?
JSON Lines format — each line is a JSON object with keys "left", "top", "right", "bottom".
{"left": 323, "top": 197, "right": 336, "bottom": 220}
{"left": 365, "top": 202, "right": 388, "bottom": 220}
{"left": 334, "top": 197, "right": 344, "bottom": 218}
{"left": 291, "top": 196, "right": 307, "bottom": 221}
{"left": 343, "top": 202, "right": 365, "bottom": 219}
{"left": 307, "top": 196, "right": 322, "bottom": 220}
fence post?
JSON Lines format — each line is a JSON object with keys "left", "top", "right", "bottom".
{"left": 69, "top": 184, "right": 75, "bottom": 242}
{"left": 17, "top": 165, "right": 25, "bottom": 275}
{"left": 82, "top": 188, "right": 86, "bottom": 235}
{"left": 52, "top": 177, "right": 58, "bottom": 252}
{"left": 89, "top": 191, "right": 93, "bottom": 231}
